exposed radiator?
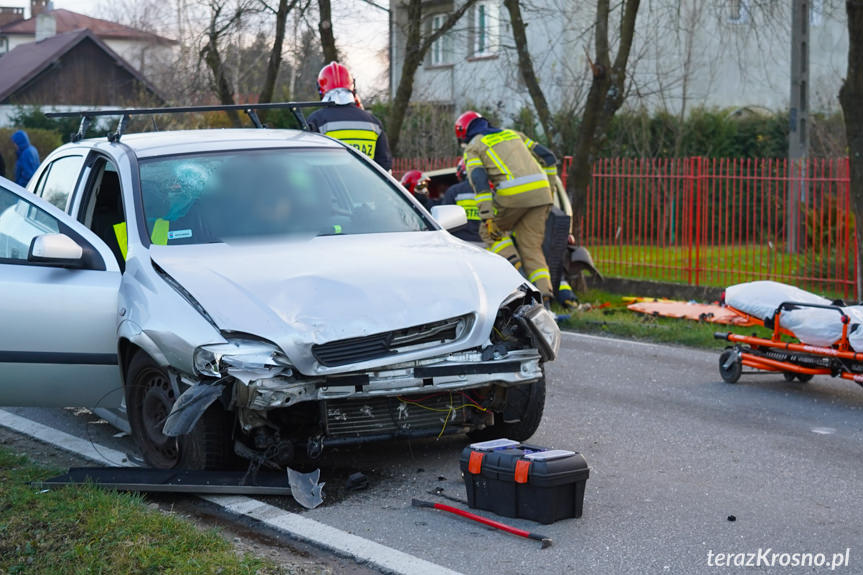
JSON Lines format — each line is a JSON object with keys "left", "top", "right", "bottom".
{"left": 324, "top": 394, "right": 471, "bottom": 438}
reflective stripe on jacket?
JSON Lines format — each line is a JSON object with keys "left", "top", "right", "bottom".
{"left": 463, "top": 128, "right": 552, "bottom": 209}
{"left": 316, "top": 120, "right": 382, "bottom": 158}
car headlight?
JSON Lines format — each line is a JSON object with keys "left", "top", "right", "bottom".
{"left": 517, "top": 305, "right": 561, "bottom": 361}
{"left": 193, "top": 339, "right": 293, "bottom": 379}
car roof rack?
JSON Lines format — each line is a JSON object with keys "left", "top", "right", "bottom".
{"left": 45, "top": 101, "right": 332, "bottom": 143}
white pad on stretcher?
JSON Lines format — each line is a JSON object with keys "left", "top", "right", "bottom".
{"left": 726, "top": 281, "right": 863, "bottom": 350}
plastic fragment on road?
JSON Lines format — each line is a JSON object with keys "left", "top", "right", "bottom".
{"left": 626, "top": 300, "right": 756, "bottom": 326}
{"left": 287, "top": 467, "right": 325, "bottom": 509}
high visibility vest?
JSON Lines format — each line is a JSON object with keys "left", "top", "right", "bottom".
{"left": 455, "top": 192, "right": 480, "bottom": 221}
{"left": 317, "top": 120, "right": 382, "bottom": 158}
{"left": 463, "top": 129, "right": 551, "bottom": 208}
{"left": 113, "top": 219, "right": 169, "bottom": 260}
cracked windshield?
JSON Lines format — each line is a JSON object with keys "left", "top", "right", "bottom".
{"left": 139, "top": 148, "right": 429, "bottom": 244}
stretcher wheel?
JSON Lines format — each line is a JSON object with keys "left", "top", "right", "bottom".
{"left": 796, "top": 373, "right": 814, "bottom": 383}
{"left": 783, "top": 372, "right": 796, "bottom": 382}
{"left": 719, "top": 349, "right": 742, "bottom": 383}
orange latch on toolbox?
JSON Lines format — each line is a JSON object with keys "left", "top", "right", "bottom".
{"left": 514, "top": 460, "right": 531, "bottom": 483}
{"left": 468, "top": 451, "right": 484, "bottom": 474}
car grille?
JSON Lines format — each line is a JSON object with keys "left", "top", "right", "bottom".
{"left": 324, "top": 395, "right": 469, "bottom": 438}
{"left": 312, "top": 315, "right": 472, "bottom": 367}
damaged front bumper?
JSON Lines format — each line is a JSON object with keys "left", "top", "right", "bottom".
{"left": 235, "top": 348, "right": 543, "bottom": 410}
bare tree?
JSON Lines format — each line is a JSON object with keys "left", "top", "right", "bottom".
{"left": 839, "top": 1, "right": 863, "bottom": 297}
{"left": 200, "top": 0, "right": 251, "bottom": 125}
{"left": 565, "top": 0, "right": 641, "bottom": 284}
{"left": 388, "top": 0, "right": 478, "bottom": 154}
{"left": 503, "top": 0, "right": 553, "bottom": 145}
{"left": 318, "top": 0, "right": 339, "bottom": 63}
{"left": 259, "top": 0, "right": 302, "bottom": 106}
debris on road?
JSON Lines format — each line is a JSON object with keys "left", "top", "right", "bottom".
{"left": 36, "top": 467, "right": 293, "bottom": 495}
{"left": 287, "top": 467, "right": 325, "bottom": 509}
{"left": 345, "top": 471, "right": 369, "bottom": 491}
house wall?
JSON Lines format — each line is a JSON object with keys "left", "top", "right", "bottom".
{"left": 394, "top": 0, "right": 848, "bottom": 126}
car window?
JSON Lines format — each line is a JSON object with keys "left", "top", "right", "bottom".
{"left": 138, "top": 148, "right": 430, "bottom": 245}
{"left": 0, "top": 185, "right": 60, "bottom": 262}
{"left": 33, "top": 155, "right": 85, "bottom": 212}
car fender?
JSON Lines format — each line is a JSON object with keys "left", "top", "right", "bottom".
{"left": 118, "top": 319, "right": 170, "bottom": 367}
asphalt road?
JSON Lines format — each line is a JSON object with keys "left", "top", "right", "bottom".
{"left": 5, "top": 331, "right": 863, "bottom": 574}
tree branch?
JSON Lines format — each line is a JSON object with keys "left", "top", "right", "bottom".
{"left": 503, "top": 0, "right": 554, "bottom": 144}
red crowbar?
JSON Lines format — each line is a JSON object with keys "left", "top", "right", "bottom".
{"left": 411, "top": 498, "right": 552, "bottom": 549}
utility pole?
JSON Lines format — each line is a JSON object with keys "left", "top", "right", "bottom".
{"left": 788, "top": 0, "right": 809, "bottom": 253}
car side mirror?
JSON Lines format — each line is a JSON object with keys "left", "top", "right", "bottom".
{"left": 28, "top": 233, "right": 84, "bottom": 268}
{"left": 431, "top": 205, "right": 468, "bottom": 230}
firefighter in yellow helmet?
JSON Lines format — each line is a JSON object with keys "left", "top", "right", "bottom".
{"left": 456, "top": 111, "right": 555, "bottom": 303}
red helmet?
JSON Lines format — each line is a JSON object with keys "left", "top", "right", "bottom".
{"left": 317, "top": 62, "right": 354, "bottom": 98}
{"left": 400, "top": 170, "right": 427, "bottom": 195}
{"left": 456, "top": 158, "right": 466, "bottom": 181}
{"left": 455, "top": 110, "right": 482, "bottom": 143}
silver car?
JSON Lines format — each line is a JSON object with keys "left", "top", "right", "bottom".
{"left": 0, "top": 128, "right": 560, "bottom": 469}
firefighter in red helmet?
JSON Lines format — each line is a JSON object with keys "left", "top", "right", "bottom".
{"left": 397, "top": 169, "right": 429, "bottom": 206}
{"left": 456, "top": 110, "right": 557, "bottom": 303}
{"left": 307, "top": 62, "right": 393, "bottom": 171}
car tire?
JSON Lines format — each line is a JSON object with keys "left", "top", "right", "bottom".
{"left": 467, "top": 377, "right": 546, "bottom": 443}
{"left": 126, "top": 351, "right": 233, "bottom": 470}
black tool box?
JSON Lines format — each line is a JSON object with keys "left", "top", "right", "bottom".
{"left": 459, "top": 439, "right": 589, "bottom": 525}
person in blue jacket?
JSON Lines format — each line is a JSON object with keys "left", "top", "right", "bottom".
{"left": 11, "top": 130, "right": 40, "bottom": 187}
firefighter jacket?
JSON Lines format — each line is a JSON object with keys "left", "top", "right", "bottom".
{"left": 462, "top": 128, "right": 553, "bottom": 218}
{"left": 442, "top": 180, "right": 481, "bottom": 242}
{"left": 307, "top": 104, "right": 393, "bottom": 171}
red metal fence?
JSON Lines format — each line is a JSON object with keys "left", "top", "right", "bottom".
{"left": 585, "top": 157, "right": 856, "bottom": 297}
{"left": 395, "top": 155, "right": 857, "bottom": 297}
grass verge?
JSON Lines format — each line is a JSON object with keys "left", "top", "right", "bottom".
{"left": 0, "top": 447, "right": 283, "bottom": 575}
{"left": 558, "top": 289, "right": 774, "bottom": 349}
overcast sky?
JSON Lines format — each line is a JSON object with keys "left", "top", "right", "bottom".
{"left": 4, "top": 0, "right": 390, "bottom": 94}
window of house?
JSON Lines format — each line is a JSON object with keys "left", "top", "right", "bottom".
{"left": 471, "top": 1, "right": 499, "bottom": 57}
{"left": 810, "top": 0, "right": 823, "bottom": 26}
{"left": 430, "top": 13, "right": 451, "bottom": 66}
{"left": 728, "top": 0, "right": 750, "bottom": 23}
{"left": 0, "top": 36, "right": 8, "bottom": 55}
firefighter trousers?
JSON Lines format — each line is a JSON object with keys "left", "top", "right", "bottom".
{"left": 480, "top": 204, "right": 553, "bottom": 297}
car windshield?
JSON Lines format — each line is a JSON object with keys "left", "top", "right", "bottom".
{"left": 138, "top": 148, "right": 429, "bottom": 245}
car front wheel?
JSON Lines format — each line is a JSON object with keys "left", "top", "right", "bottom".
{"left": 126, "top": 352, "right": 233, "bottom": 469}
{"left": 467, "top": 378, "right": 546, "bottom": 442}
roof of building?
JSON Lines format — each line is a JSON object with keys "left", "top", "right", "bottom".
{"left": 0, "top": 8, "right": 175, "bottom": 44}
{"left": 0, "top": 29, "right": 164, "bottom": 103}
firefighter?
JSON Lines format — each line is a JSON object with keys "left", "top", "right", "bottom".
{"left": 400, "top": 169, "right": 433, "bottom": 209}
{"left": 456, "top": 111, "right": 555, "bottom": 302}
{"left": 307, "top": 62, "right": 392, "bottom": 172}
{"left": 440, "top": 159, "right": 507, "bottom": 250}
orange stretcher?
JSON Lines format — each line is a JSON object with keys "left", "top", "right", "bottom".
{"left": 713, "top": 301, "right": 863, "bottom": 387}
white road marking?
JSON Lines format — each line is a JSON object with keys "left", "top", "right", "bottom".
{"left": 562, "top": 329, "right": 688, "bottom": 351}
{"left": 0, "top": 410, "right": 131, "bottom": 465}
{"left": 0, "top": 408, "right": 464, "bottom": 575}
{"left": 202, "top": 495, "right": 463, "bottom": 575}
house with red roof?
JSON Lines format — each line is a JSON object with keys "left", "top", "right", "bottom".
{"left": 0, "top": 1, "right": 176, "bottom": 75}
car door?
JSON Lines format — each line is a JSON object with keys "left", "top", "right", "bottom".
{"left": 0, "top": 176, "right": 124, "bottom": 408}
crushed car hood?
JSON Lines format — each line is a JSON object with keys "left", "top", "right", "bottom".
{"left": 149, "top": 232, "right": 528, "bottom": 374}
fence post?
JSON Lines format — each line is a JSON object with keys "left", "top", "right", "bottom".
{"left": 694, "top": 156, "right": 703, "bottom": 287}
